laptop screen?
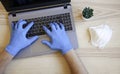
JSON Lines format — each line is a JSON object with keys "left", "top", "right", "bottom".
{"left": 1, "top": 0, "right": 70, "bottom": 12}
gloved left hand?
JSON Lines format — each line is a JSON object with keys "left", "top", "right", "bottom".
{"left": 6, "top": 19, "right": 39, "bottom": 56}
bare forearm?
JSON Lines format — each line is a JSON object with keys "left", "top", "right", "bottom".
{"left": 0, "top": 49, "right": 13, "bottom": 74}
{"left": 64, "top": 49, "right": 88, "bottom": 74}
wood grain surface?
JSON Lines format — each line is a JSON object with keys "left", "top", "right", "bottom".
{"left": 0, "top": 0, "right": 120, "bottom": 74}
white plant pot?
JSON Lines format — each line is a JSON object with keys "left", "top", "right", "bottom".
{"left": 82, "top": 15, "right": 92, "bottom": 21}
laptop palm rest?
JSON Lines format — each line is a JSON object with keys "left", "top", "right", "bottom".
{"left": 14, "top": 31, "right": 78, "bottom": 59}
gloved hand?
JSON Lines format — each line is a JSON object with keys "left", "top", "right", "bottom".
{"left": 6, "top": 19, "right": 39, "bottom": 56}
{"left": 42, "top": 23, "right": 73, "bottom": 54}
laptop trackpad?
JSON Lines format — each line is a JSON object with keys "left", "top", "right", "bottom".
{"left": 14, "top": 35, "right": 56, "bottom": 59}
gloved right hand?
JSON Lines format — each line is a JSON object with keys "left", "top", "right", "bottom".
{"left": 42, "top": 23, "right": 73, "bottom": 54}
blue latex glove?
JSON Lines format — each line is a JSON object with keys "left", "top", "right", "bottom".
{"left": 42, "top": 23, "right": 73, "bottom": 54}
{"left": 6, "top": 19, "right": 39, "bottom": 56}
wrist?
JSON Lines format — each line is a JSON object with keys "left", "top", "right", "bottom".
{"left": 3, "top": 49, "right": 14, "bottom": 58}
{"left": 5, "top": 45, "right": 20, "bottom": 56}
{"left": 62, "top": 47, "right": 73, "bottom": 54}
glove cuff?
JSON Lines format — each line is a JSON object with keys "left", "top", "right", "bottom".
{"left": 5, "top": 45, "right": 19, "bottom": 56}
{"left": 62, "top": 46, "right": 73, "bottom": 54}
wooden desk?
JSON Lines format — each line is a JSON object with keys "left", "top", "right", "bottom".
{"left": 0, "top": 0, "right": 120, "bottom": 74}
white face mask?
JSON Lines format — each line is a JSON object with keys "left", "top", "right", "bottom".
{"left": 89, "top": 24, "right": 112, "bottom": 48}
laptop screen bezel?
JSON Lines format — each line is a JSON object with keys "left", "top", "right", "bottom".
{"left": 1, "top": 0, "right": 71, "bottom": 12}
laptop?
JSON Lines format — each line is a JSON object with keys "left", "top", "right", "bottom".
{"left": 1, "top": 0, "right": 78, "bottom": 59}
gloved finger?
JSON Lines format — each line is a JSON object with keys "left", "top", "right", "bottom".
{"left": 53, "top": 22, "right": 60, "bottom": 30}
{"left": 18, "top": 20, "right": 27, "bottom": 30}
{"left": 41, "top": 40, "right": 52, "bottom": 48}
{"left": 29, "top": 36, "right": 39, "bottom": 43}
{"left": 59, "top": 23, "right": 65, "bottom": 30}
{"left": 24, "top": 22, "right": 34, "bottom": 34}
{"left": 50, "top": 23, "right": 56, "bottom": 31}
{"left": 15, "top": 19, "right": 23, "bottom": 29}
{"left": 43, "top": 26, "right": 51, "bottom": 37}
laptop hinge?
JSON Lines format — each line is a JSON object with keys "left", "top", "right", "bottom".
{"left": 11, "top": 12, "right": 16, "bottom": 17}
{"left": 9, "top": 3, "right": 70, "bottom": 14}
{"left": 64, "top": 4, "right": 68, "bottom": 9}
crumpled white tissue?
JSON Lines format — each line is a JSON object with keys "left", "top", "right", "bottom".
{"left": 88, "top": 24, "right": 112, "bottom": 48}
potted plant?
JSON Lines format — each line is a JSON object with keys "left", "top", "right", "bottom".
{"left": 82, "top": 7, "right": 94, "bottom": 20}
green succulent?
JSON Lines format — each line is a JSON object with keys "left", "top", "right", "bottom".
{"left": 82, "top": 7, "right": 94, "bottom": 19}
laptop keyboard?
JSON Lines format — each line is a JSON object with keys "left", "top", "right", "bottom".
{"left": 13, "top": 13, "right": 73, "bottom": 38}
